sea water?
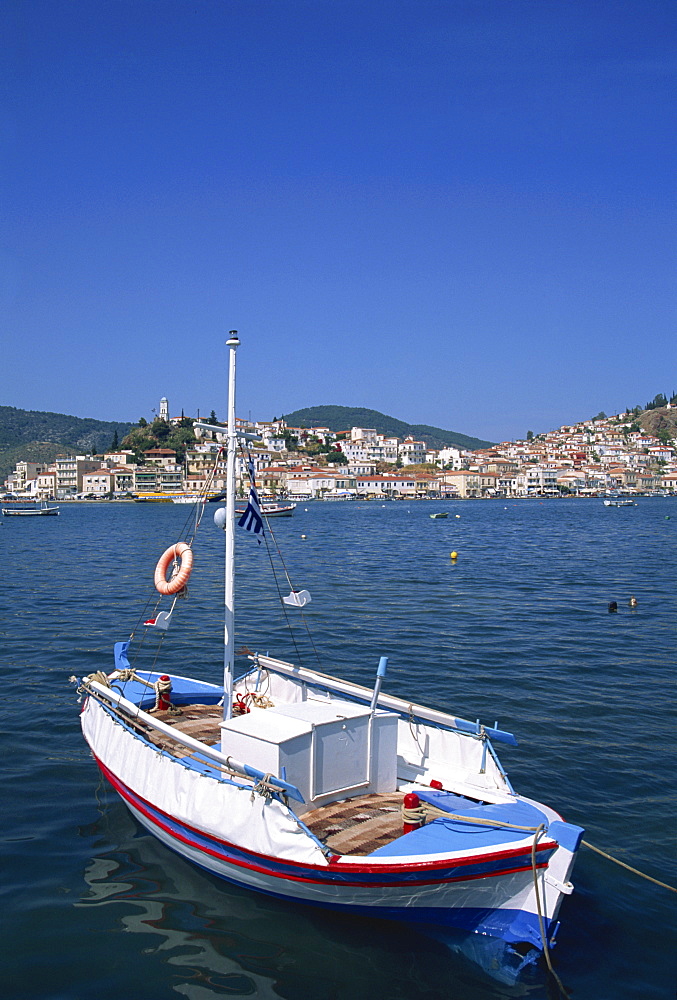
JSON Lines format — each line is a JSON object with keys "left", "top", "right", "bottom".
{"left": 1, "top": 498, "right": 675, "bottom": 999}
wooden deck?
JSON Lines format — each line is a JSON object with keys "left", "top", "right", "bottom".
{"left": 139, "top": 704, "right": 406, "bottom": 856}
{"left": 138, "top": 703, "right": 223, "bottom": 756}
{"left": 301, "top": 793, "right": 404, "bottom": 855}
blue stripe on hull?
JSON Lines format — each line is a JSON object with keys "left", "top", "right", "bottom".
{"left": 110, "top": 768, "right": 552, "bottom": 886}
{"left": 98, "top": 758, "right": 554, "bottom": 950}
{"left": 133, "top": 801, "right": 550, "bottom": 950}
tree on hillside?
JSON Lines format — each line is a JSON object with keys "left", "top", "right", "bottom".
{"left": 208, "top": 410, "right": 219, "bottom": 425}
{"left": 110, "top": 430, "right": 119, "bottom": 450}
{"left": 152, "top": 419, "right": 171, "bottom": 442}
{"left": 526, "top": 430, "right": 534, "bottom": 441}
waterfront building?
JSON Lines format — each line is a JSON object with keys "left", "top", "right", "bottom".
{"left": 81, "top": 469, "right": 116, "bottom": 496}
{"left": 354, "top": 474, "right": 417, "bottom": 498}
{"left": 55, "top": 456, "right": 104, "bottom": 498}
{"left": 35, "top": 470, "right": 57, "bottom": 498}
{"left": 440, "top": 470, "right": 481, "bottom": 498}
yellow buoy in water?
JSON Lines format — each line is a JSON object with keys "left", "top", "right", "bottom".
{"left": 450, "top": 551, "right": 458, "bottom": 560}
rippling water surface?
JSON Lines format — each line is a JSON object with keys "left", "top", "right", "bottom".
{"left": 2, "top": 498, "right": 675, "bottom": 999}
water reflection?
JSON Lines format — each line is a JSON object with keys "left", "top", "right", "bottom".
{"left": 76, "top": 804, "right": 545, "bottom": 999}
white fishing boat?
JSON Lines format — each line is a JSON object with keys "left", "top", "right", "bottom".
{"left": 74, "top": 332, "right": 582, "bottom": 976}
{"left": 236, "top": 502, "right": 296, "bottom": 517}
{"left": 3, "top": 501, "right": 59, "bottom": 516}
{"left": 603, "top": 498, "right": 637, "bottom": 507}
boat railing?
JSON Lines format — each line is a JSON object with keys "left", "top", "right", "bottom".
{"left": 249, "top": 654, "right": 518, "bottom": 746}
{"left": 82, "top": 678, "right": 304, "bottom": 801}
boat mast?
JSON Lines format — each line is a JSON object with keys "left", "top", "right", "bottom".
{"left": 223, "top": 330, "right": 239, "bottom": 721}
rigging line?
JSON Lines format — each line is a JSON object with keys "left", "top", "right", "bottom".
{"left": 237, "top": 443, "right": 319, "bottom": 668}
{"left": 262, "top": 514, "right": 295, "bottom": 592}
{"left": 297, "top": 608, "right": 324, "bottom": 671}
{"left": 131, "top": 449, "right": 224, "bottom": 643}
{"left": 261, "top": 529, "right": 306, "bottom": 668}
{"left": 262, "top": 512, "right": 323, "bottom": 670}
{"left": 180, "top": 446, "right": 224, "bottom": 545}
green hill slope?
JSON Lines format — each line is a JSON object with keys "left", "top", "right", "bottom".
{"left": 279, "top": 405, "right": 493, "bottom": 451}
{"left": 0, "top": 406, "right": 135, "bottom": 483}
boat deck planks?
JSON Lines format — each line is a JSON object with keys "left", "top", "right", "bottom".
{"left": 139, "top": 704, "right": 405, "bottom": 855}
{"left": 302, "top": 793, "right": 404, "bottom": 855}
{"left": 139, "top": 703, "right": 223, "bottom": 755}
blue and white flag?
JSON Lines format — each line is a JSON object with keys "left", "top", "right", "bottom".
{"left": 237, "top": 456, "right": 265, "bottom": 543}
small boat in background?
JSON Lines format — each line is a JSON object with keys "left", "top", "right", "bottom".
{"left": 430, "top": 512, "right": 448, "bottom": 519}
{"left": 235, "top": 502, "right": 296, "bottom": 518}
{"left": 603, "top": 499, "right": 637, "bottom": 507}
{"left": 260, "top": 503, "right": 296, "bottom": 517}
{"left": 2, "top": 502, "right": 59, "bottom": 516}
{"left": 134, "top": 494, "right": 174, "bottom": 503}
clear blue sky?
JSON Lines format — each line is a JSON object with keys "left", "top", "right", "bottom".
{"left": 2, "top": 0, "right": 674, "bottom": 443}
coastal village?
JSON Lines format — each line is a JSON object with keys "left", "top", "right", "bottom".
{"left": 4, "top": 395, "right": 677, "bottom": 500}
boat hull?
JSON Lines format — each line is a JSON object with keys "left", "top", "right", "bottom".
{"left": 82, "top": 696, "right": 576, "bottom": 952}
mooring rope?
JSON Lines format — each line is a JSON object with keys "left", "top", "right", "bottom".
{"left": 401, "top": 800, "right": 541, "bottom": 833}
{"left": 531, "top": 825, "right": 571, "bottom": 999}
{"left": 581, "top": 839, "right": 677, "bottom": 893}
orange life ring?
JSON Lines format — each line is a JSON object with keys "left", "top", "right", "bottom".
{"left": 154, "top": 542, "right": 193, "bottom": 595}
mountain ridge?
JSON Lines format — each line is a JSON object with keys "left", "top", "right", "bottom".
{"left": 0, "top": 405, "right": 135, "bottom": 483}
{"left": 0, "top": 402, "right": 493, "bottom": 483}
{"left": 278, "top": 405, "right": 493, "bottom": 452}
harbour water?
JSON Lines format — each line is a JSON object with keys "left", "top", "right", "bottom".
{"left": 2, "top": 497, "right": 675, "bottom": 999}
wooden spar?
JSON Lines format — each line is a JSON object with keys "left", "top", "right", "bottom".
{"left": 251, "top": 653, "right": 518, "bottom": 747}
{"left": 85, "top": 679, "right": 305, "bottom": 801}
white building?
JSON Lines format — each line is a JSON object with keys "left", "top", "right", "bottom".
{"left": 436, "top": 447, "right": 465, "bottom": 469}
{"left": 398, "top": 437, "right": 426, "bottom": 465}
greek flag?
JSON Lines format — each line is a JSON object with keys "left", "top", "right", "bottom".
{"left": 237, "top": 456, "right": 265, "bottom": 543}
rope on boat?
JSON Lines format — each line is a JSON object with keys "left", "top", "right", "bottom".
{"left": 401, "top": 801, "right": 541, "bottom": 833}
{"left": 532, "top": 826, "right": 571, "bottom": 1000}
{"left": 250, "top": 771, "right": 278, "bottom": 802}
{"left": 581, "top": 840, "right": 677, "bottom": 893}
{"left": 80, "top": 669, "right": 181, "bottom": 715}
{"left": 81, "top": 670, "right": 111, "bottom": 689}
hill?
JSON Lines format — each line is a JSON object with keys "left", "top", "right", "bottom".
{"left": 638, "top": 406, "right": 677, "bottom": 442}
{"left": 0, "top": 406, "right": 135, "bottom": 483}
{"left": 278, "top": 405, "right": 493, "bottom": 452}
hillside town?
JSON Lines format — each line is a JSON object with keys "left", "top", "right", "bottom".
{"left": 3, "top": 396, "right": 677, "bottom": 501}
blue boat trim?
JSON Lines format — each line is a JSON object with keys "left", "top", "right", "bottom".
{"left": 103, "top": 755, "right": 554, "bottom": 949}
{"left": 95, "top": 754, "right": 555, "bottom": 889}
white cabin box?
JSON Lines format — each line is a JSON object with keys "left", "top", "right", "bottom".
{"left": 219, "top": 699, "right": 398, "bottom": 812}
